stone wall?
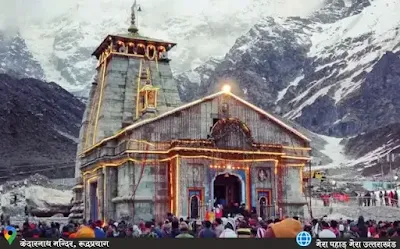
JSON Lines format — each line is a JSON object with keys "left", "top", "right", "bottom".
{"left": 250, "top": 162, "right": 275, "bottom": 208}
{"left": 178, "top": 158, "right": 207, "bottom": 217}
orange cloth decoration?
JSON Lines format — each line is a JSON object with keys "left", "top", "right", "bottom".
{"left": 75, "top": 226, "right": 95, "bottom": 238}
{"left": 270, "top": 218, "right": 302, "bottom": 238}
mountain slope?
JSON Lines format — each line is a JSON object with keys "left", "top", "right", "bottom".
{"left": 178, "top": 0, "right": 400, "bottom": 136}
{"left": 0, "top": 74, "right": 84, "bottom": 182}
{"left": 0, "top": 32, "right": 45, "bottom": 80}
{"left": 174, "top": 0, "right": 400, "bottom": 173}
{"left": 2, "top": 0, "right": 324, "bottom": 93}
{"left": 344, "top": 123, "right": 400, "bottom": 176}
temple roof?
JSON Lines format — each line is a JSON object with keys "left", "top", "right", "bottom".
{"left": 91, "top": 1, "right": 176, "bottom": 59}
{"left": 81, "top": 91, "right": 310, "bottom": 155}
{"left": 91, "top": 34, "right": 177, "bottom": 59}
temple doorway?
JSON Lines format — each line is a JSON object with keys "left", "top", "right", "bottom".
{"left": 213, "top": 173, "right": 242, "bottom": 207}
{"left": 189, "top": 196, "right": 200, "bottom": 219}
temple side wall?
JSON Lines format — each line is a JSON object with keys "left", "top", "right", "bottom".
{"left": 250, "top": 162, "right": 275, "bottom": 208}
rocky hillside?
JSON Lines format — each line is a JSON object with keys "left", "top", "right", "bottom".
{"left": 344, "top": 123, "right": 400, "bottom": 176}
{"left": 0, "top": 74, "right": 84, "bottom": 182}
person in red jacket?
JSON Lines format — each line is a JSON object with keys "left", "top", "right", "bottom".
{"left": 389, "top": 191, "right": 394, "bottom": 206}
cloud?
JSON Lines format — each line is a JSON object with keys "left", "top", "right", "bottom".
{"left": 0, "top": 0, "right": 75, "bottom": 33}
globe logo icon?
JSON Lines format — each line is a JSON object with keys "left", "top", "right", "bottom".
{"left": 296, "top": 231, "right": 312, "bottom": 247}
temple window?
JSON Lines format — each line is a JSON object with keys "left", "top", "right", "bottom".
{"left": 147, "top": 90, "right": 156, "bottom": 108}
{"left": 141, "top": 95, "right": 146, "bottom": 109}
{"left": 116, "top": 41, "right": 125, "bottom": 53}
{"left": 127, "top": 43, "right": 136, "bottom": 54}
{"left": 137, "top": 44, "right": 145, "bottom": 55}
{"left": 158, "top": 46, "right": 167, "bottom": 60}
{"left": 146, "top": 45, "right": 156, "bottom": 60}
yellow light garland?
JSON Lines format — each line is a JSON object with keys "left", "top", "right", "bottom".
{"left": 209, "top": 165, "right": 249, "bottom": 170}
{"left": 125, "top": 147, "right": 285, "bottom": 156}
{"left": 169, "top": 165, "right": 173, "bottom": 213}
{"left": 135, "top": 60, "right": 143, "bottom": 119}
{"left": 281, "top": 156, "right": 311, "bottom": 160}
{"left": 175, "top": 156, "right": 180, "bottom": 216}
{"left": 92, "top": 57, "right": 108, "bottom": 145}
{"left": 286, "top": 164, "right": 306, "bottom": 167}
{"left": 246, "top": 168, "right": 251, "bottom": 210}
{"left": 111, "top": 51, "right": 144, "bottom": 58}
{"left": 82, "top": 155, "right": 279, "bottom": 176}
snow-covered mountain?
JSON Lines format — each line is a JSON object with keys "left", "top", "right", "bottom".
{"left": 1, "top": 0, "right": 400, "bottom": 175}
{"left": 0, "top": 33, "right": 45, "bottom": 80}
{"left": 0, "top": 0, "right": 324, "bottom": 92}
{"left": 176, "top": 0, "right": 400, "bottom": 174}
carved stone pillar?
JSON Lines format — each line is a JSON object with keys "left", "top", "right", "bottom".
{"left": 97, "top": 171, "right": 104, "bottom": 221}
{"left": 104, "top": 167, "right": 118, "bottom": 221}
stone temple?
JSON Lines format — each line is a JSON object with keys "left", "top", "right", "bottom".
{"left": 69, "top": 4, "right": 312, "bottom": 223}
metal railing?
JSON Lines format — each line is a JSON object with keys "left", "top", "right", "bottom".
{"left": 312, "top": 196, "right": 399, "bottom": 208}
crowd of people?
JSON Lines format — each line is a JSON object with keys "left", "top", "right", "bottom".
{"left": 356, "top": 191, "right": 399, "bottom": 207}
{"left": 2, "top": 213, "right": 400, "bottom": 239}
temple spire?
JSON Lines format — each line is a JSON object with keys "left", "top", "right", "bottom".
{"left": 128, "top": 0, "right": 139, "bottom": 34}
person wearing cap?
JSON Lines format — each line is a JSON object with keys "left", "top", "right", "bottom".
{"left": 175, "top": 222, "right": 194, "bottom": 238}
{"left": 265, "top": 218, "right": 303, "bottom": 238}
{"left": 219, "top": 219, "right": 237, "bottom": 238}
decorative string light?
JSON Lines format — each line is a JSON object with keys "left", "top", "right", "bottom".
{"left": 82, "top": 135, "right": 311, "bottom": 157}
{"left": 175, "top": 156, "right": 180, "bottom": 215}
{"left": 209, "top": 165, "right": 249, "bottom": 170}
{"left": 82, "top": 155, "right": 279, "bottom": 176}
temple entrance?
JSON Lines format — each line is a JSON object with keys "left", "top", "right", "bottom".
{"left": 189, "top": 196, "right": 200, "bottom": 219}
{"left": 213, "top": 173, "right": 242, "bottom": 208}
{"left": 89, "top": 182, "right": 98, "bottom": 221}
{"left": 259, "top": 197, "right": 267, "bottom": 219}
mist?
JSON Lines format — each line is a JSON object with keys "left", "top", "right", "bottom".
{"left": 0, "top": 0, "right": 324, "bottom": 33}
{"left": 0, "top": 0, "right": 75, "bottom": 33}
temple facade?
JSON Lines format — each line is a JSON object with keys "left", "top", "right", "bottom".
{"left": 69, "top": 3, "right": 311, "bottom": 222}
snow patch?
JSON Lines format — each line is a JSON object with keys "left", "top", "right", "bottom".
{"left": 275, "top": 75, "right": 304, "bottom": 104}
{"left": 347, "top": 144, "right": 400, "bottom": 168}
{"left": 0, "top": 185, "right": 72, "bottom": 211}
{"left": 56, "top": 129, "right": 79, "bottom": 143}
{"left": 314, "top": 135, "right": 347, "bottom": 169}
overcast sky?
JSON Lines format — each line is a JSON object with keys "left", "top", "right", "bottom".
{"left": 0, "top": 0, "right": 324, "bottom": 33}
